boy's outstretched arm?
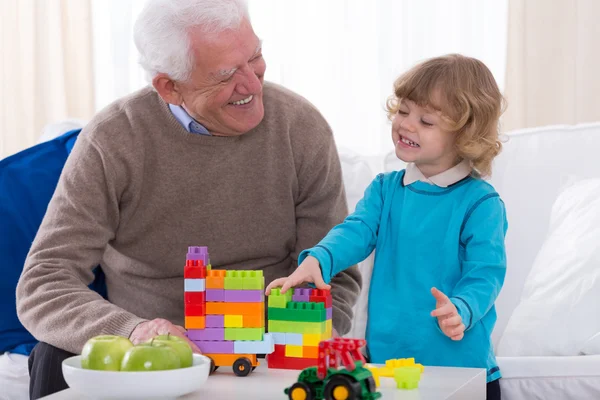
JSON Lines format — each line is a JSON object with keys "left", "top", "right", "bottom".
{"left": 267, "top": 173, "right": 386, "bottom": 292}
{"left": 450, "top": 194, "right": 508, "bottom": 331}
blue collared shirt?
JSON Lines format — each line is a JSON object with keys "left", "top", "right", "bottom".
{"left": 168, "top": 104, "right": 211, "bottom": 135}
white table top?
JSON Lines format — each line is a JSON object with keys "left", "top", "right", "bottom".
{"left": 43, "top": 362, "right": 486, "bottom": 400}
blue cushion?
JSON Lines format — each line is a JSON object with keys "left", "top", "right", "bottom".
{"left": 0, "top": 129, "right": 107, "bottom": 355}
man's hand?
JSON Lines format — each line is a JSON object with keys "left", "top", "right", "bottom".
{"left": 129, "top": 318, "right": 202, "bottom": 353}
{"left": 430, "top": 287, "right": 465, "bottom": 341}
{"left": 265, "top": 256, "right": 330, "bottom": 295}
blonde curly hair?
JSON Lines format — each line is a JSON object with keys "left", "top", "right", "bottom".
{"left": 386, "top": 54, "right": 506, "bottom": 178}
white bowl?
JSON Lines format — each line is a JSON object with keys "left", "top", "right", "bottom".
{"left": 62, "top": 354, "right": 210, "bottom": 399}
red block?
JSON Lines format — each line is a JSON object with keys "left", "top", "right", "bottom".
{"left": 267, "top": 347, "right": 319, "bottom": 370}
{"left": 184, "top": 291, "right": 206, "bottom": 305}
{"left": 309, "top": 289, "right": 332, "bottom": 308}
{"left": 184, "top": 260, "right": 206, "bottom": 278}
{"left": 185, "top": 303, "right": 206, "bottom": 316}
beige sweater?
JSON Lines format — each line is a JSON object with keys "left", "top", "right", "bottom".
{"left": 16, "top": 83, "right": 361, "bottom": 354}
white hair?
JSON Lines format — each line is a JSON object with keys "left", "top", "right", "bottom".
{"left": 133, "top": 0, "right": 250, "bottom": 82}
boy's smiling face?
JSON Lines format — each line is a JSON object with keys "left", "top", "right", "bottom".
{"left": 391, "top": 99, "right": 459, "bottom": 177}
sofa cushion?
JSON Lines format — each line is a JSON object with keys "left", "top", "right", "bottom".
{"left": 496, "top": 178, "right": 600, "bottom": 356}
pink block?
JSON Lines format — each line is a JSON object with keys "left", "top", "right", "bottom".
{"left": 224, "top": 290, "right": 264, "bottom": 303}
{"left": 186, "top": 328, "right": 224, "bottom": 341}
{"left": 206, "top": 289, "right": 225, "bottom": 302}
{"left": 193, "top": 340, "right": 235, "bottom": 354}
{"left": 206, "top": 315, "right": 224, "bottom": 328}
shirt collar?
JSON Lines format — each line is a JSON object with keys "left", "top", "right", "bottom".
{"left": 168, "top": 104, "right": 211, "bottom": 135}
{"left": 403, "top": 159, "right": 472, "bottom": 188}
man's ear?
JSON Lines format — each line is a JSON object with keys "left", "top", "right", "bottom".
{"left": 152, "top": 73, "right": 183, "bottom": 105}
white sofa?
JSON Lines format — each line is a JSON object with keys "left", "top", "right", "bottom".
{"left": 344, "top": 122, "right": 600, "bottom": 399}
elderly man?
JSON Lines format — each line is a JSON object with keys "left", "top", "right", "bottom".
{"left": 16, "top": 0, "right": 361, "bottom": 398}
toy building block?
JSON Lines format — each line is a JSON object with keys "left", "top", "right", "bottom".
{"left": 268, "top": 301, "right": 326, "bottom": 323}
{"left": 205, "top": 289, "right": 225, "bottom": 302}
{"left": 272, "top": 332, "right": 286, "bottom": 345}
{"left": 285, "top": 345, "right": 304, "bottom": 358}
{"left": 268, "top": 320, "right": 326, "bottom": 335}
{"left": 303, "top": 346, "right": 319, "bottom": 359}
{"left": 325, "top": 307, "right": 332, "bottom": 320}
{"left": 224, "top": 327, "right": 265, "bottom": 341}
{"left": 206, "top": 270, "right": 226, "bottom": 289}
{"left": 184, "top": 316, "right": 206, "bottom": 330}
{"left": 242, "top": 271, "right": 264, "bottom": 290}
{"left": 224, "top": 270, "right": 245, "bottom": 290}
{"left": 184, "top": 303, "right": 206, "bottom": 316}
{"left": 184, "top": 278, "right": 206, "bottom": 292}
{"left": 184, "top": 259, "right": 206, "bottom": 278}
{"left": 303, "top": 333, "right": 326, "bottom": 347}
{"left": 309, "top": 289, "right": 332, "bottom": 308}
{"left": 206, "top": 315, "right": 225, "bottom": 328}
{"left": 184, "top": 291, "right": 206, "bottom": 304}
{"left": 267, "top": 288, "right": 293, "bottom": 308}
{"left": 242, "top": 314, "right": 264, "bottom": 328}
{"left": 224, "top": 289, "right": 264, "bottom": 303}
{"left": 378, "top": 358, "right": 424, "bottom": 377}
{"left": 187, "top": 327, "right": 225, "bottom": 341}
{"left": 266, "top": 345, "right": 319, "bottom": 370}
{"left": 194, "top": 340, "right": 235, "bottom": 354}
{"left": 206, "top": 301, "right": 264, "bottom": 316}
{"left": 233, "top": 333, "right": 274, "bottom": 354}
{"left": 224, "top": 315, "right": 244, "bottom": 328}
{"left": 394, "top": 366, "right": 422, "bottom": 389}
{"left": 284, "top": 333, "right": 303, "bottom": 346}
{"left": 325, "top": 320, "right": 332, "bottom": 337}
{"left": 365, "top": 364, "right": 381, "bottom": 387}
{"left": 187, "top": 246, "right": 210, "bottom": 265}
{"left": 292, "top": 288, "right": 312, "bottom": 302}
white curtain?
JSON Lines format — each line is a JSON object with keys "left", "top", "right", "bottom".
{"left": 503, "top": 0, "right": 600, "bottom": 131}
{"left": 91, "top": 0, "right": 508, "bottom": 156}
{"left": 0, "top": 0, "right": 95, "bottom": 159}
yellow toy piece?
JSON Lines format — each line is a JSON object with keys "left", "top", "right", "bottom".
{"left": 394, "top": 366, "right": 422, "bottom": 389}
{"left": 378, "top": 358, "right": 424, "bottom": 377}
{"left": 365, "top": 364, "right": 381, "bottom": 387}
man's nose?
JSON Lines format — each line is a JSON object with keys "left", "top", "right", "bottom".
{"left": 236, "top": 66, "right": 262, "bottom": 95}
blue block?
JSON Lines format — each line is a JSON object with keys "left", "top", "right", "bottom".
{"left": 285, "top": 333, "right": 303, "bottom": 345}
{"left": 272, "top": 332, "right": 286, "bottom": 345}
{"left": 234, "top": 333, "right": 275, "bottom": 354}
{"left": 184, "top": 278, "right": 205, "bottom": 292}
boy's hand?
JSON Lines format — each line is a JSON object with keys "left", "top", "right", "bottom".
{"left": 430, "top": 287, "right": 465, "bottom": 341}
{"left": 265, "top": 256, "right": 330, "bottom": 295}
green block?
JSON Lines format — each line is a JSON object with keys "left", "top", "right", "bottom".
{"left": 268, "top": 288, "right": 293, "bottom": 308}
{"left": 224, "top": 327, "right": 265, "bottom": 341}
{"left": 268, "top": 320, "right": 326, "bottom": 334}
{"left": 268, "top": 302, "right": 326, "bottom": 323}
{"left": 242, "top": 270, "right": 264, "bottom": 290}
{"left": 394, "top": 367, "right": 422, "bottom": 389}
{"left": 224, "top": 270, "right": 244, "bottom": 290}
{"left": 206, "top": 264, "right": 212, "bottom": 271}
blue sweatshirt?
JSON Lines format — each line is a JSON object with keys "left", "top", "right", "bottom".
{"left": 299, "top": 170, "right": 507, "bottom": 382}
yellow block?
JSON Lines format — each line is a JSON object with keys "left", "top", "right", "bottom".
{"left": 378, "top": 358, "right": 424, "bottom": 377}
{"left": 365, "top": 364, "right": 380, "bottom": 387}
{"left": 325, "top": 320, "right": 332, "bottom": 337}
{"left": 303, "top": 333, "right": 324, "bottom": 347}
{"left": 224, "top": 315, "right": 243, "bottom": 328}
{"left": 285, "top": 345, "right": 303, "bottom": 358}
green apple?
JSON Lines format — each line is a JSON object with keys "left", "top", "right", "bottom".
{"left": 81, "top": 335, "right": 134, "bottom": 371}
{"left": 120, "top": 343, "right": 181, "bottom": 372}
{"left": 149, "top": 334, "right": 193, "bottom": 368}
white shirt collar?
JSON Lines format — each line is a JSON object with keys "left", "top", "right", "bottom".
{"left": 403, "top": 159, "right": 472, "bottom": 188}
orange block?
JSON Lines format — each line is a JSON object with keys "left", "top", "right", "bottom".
{"left": 206, "top": 353, "right": 258, "bottom": 368}
{"left": 303, "top": 346, "right": 319, "bottom": 359}
{"left": 206, "top": 270, "right": 226, "bottom": 289}
{"left": 185, "top": 316, "right": 206, "bottom": 329}
{"left": 206, "top": 302, "right": 264, "bottom": 316}
{"left": 242, "top": 313, "right": 265, "bottom": 328}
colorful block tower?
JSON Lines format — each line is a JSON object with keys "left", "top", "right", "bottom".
{"left": 266, "top": 287, "right": 333, "bottom": 369}
{"left": 184, "top": 246, "right": 274, "bottom": 376}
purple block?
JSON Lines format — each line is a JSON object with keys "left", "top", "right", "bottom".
{"left": 193, "top": 340, "right": 235, "bottom": 354}
{"left": 206, "top": 289, "right": 225, "bottom": 302}
{"left": 292, "top": 288, "right": 312, "bottom": 302}
{"left": 206, "top": 315, "right": 225, "bottom": 328}
{"left": 186, "top": 328, "right": 224, "bottom": 341}
{"left": 187, "top": 246, "right": 209, "bottom": 265}
{"left": 326, "top": 307, "right": 332, "bottom": 320}
{"left": 224, "top": 290, "right": 264, "bottom": 303}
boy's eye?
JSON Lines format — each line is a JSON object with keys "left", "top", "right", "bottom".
{"left": 421, "top": 119, "right": 433, "bottom": 127}
{"left": 398, "top": 110, "right": 408, "bottom": 115}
